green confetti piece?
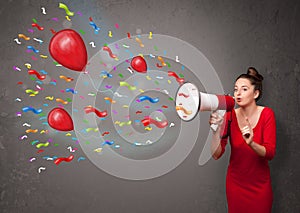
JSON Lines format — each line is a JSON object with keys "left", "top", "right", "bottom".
{"left": 54, "top": 143, "right": 59, "bottom": 146}
{"left": 154, "top": 46, "right": 158, "bottom": 51}
{"left": 31, "top": 140, "right": 39, "bottom": 145}
{"left": 85, "top": 141, "right": 90, "bottom": 145}
{"left": 38, "top": 113, "right": 46, "bottom": 117}
{"left": 32, "top": 18, "right": 37, "bottom": 23}
{"left": 179, "top": 73, "right": 184, "bottom": 78}
{"left": 169, "top": 97, "right": 174, "bottom": 101}
{"left": 83, "top": 119, "right": 89, "bottom": 124}
{"left": 79, "top": 29, "right": 85, "bottom": 35}
{"left": 103, "top": 43, "right": 108, "bottom": 47}
{"left": 53, "top": 61, "right": 59, "bottom": 65}
{"left": 166, "top": 62, "right": 171, "bottom": 68}
{"left": 66, "top": 98, "right": 72, "bottom": 102}
{"left": 29, "top": 76, "right": 36, "bottom": 81}
{"left": 154, "top": 80, "right": 159, "bottom": 85}
{"left": 118, "top": 73, "right": 124, "bottom": 78}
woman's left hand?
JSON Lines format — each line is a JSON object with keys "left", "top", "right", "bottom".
{"left": 241, "top": 118, "right": 254, "bottom": 145}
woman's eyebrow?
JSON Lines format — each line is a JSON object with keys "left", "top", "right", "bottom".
{"left": 234, "top": 85, "right": 249, "bottom": 88}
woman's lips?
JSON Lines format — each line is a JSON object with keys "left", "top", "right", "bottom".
{"left": 236, "top": 98, "right": 241, "bottom": 102}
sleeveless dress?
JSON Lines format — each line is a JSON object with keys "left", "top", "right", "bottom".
{"left": 219, "top": 107, "right": 276, "bottom": 213}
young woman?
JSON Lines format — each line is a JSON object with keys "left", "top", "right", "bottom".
{"left": 209, "top": 67, "right": 276, "bottom": 213}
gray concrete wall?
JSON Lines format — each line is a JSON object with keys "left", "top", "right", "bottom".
{"left": 0, "top": 0, "right": 299, "bottom": 212}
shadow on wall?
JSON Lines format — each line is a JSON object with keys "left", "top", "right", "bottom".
{"left": 270, "top": 119, "right": 296, "bottom": 213}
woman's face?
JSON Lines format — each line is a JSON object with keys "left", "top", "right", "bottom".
{"left": 234, "top": 78, "right": 258, "bottom": 107}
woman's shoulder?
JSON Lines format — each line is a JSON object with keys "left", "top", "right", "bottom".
{"left": 260, "top": 106, "right": 274, "bottom": 114}
{"left": 259, "top": 106, "right": 275, "bottom": 120}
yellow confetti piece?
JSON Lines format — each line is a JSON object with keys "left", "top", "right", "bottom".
{"left": 40, "top": 55, "right": 48, "bottom": 59}
{"left": 148, "top": 31, "right": 153, "bottom": 39}
{"left": 65, "top": 15, "right": 71, "bottom": 21}
{"left": 139, "top": 89, "right": 144, "bottom": 93}
{"left": 65, "top": 133, "right": 72, "bottom": 136}
{"left": 45, "top": 96, "right": 54, "bottom": 100}
{"left": 86, "top": 128, "right": 99, "bottom": 132}
{"left": 94, "top": 148, "right": 103, "bottom": 153}
{"left": 145, "top": 127, "right": 152, "bottom": 131}
{"left": 24, "top": 63, "right": 31, "bottom": 69}
{"left": 122, "top": 105, "right": 129, "bottom": 108}
{"left": 168, "top": 80, "right": 171, "bottom": 84}
{"left": 40, "top": 130, "right": 48, "bottom": 134}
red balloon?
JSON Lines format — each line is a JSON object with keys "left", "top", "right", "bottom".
{"left": 49, "top": 29, "right": 87, "bottom": 71}
{"left": 47, "top": 108, "right": 74, "bottom": 131}
{"left": 131, "top": 56, "right": 147, "bottom": 73}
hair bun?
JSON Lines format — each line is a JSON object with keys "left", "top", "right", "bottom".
{"left": 247, "top": 67, "right": 264, "bottom": 81}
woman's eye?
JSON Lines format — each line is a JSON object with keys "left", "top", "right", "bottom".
{"left": 243, "top": 88, "right": 247, "bottom": 91}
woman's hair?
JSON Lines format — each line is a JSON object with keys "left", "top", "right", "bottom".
{"left": 236, "top": 67, "right": 264, "bottom": 101}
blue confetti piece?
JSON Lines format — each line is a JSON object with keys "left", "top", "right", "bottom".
{"left": 78, "top": 157, "right": 86, "bottom": 162}
{"left": 137, "top": 96, "right": 159, "bottom": 103}
{"left": 43, "top": 104, "right": 48, "bottom": 107}
{"left": 49, "top": 82, "right": 56, "bottom": 85}
{"left": 27, "top": 46, "right": 39, "bottom": 53}
{"left": 40, "top": 70, "right": 48, "bottom": 75}
{"left": 22, "top": 106, "right": 43, "bottom": 114}
{"left": 102, "top": 140, "right": 114, "bottom": 146}
{"left": 36, "top": 80, "right": 43, "bottom": 85}
{"left": 65, "top": 88, "right": 77, "bottom": 94}
{"left": 39, "top": 116, "right": 46, "bottom": 120}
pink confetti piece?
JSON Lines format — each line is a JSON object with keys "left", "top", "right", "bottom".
{"left": 115, "top": 23, "right": 119, "bottom": 29}
{"left": 51, "top": 17, "right": 59, "bottom": 21}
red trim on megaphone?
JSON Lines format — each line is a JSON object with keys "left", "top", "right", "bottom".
{"left": 216, "top": 95, "right": 235, "bottom": 111}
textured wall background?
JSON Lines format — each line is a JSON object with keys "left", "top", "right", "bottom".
{"left": 0, "top": 0, "right": 299, "bottom": 212}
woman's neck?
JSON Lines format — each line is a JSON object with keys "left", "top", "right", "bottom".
{"left": 238, "top": 102, "right": 258, "bottom": 118}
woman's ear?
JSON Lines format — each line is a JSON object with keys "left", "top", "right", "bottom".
{"left": 254, "top": 90, "right": 259, "bottom": 99}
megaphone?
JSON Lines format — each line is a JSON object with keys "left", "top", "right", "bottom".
{"left": 175, "top": 82, "right": 235, "bottom": 131}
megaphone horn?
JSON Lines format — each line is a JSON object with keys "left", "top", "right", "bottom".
{"left": 175, "top": 82, "right": 235, "bottom": 131}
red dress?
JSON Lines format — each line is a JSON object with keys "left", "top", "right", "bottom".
{"left": 220, "top": 107, "right": 276, "bottom": 213}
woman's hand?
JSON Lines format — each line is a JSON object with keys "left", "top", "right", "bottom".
{"left": 241, "top": 117, "right": 254, "bottom": 145}
{"left": 209, "top": 111, "right": 224, "bottom": 129}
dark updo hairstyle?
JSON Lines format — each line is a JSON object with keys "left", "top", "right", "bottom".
{"left": 236, "top": 67, "right": 264, "bottom": 101}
